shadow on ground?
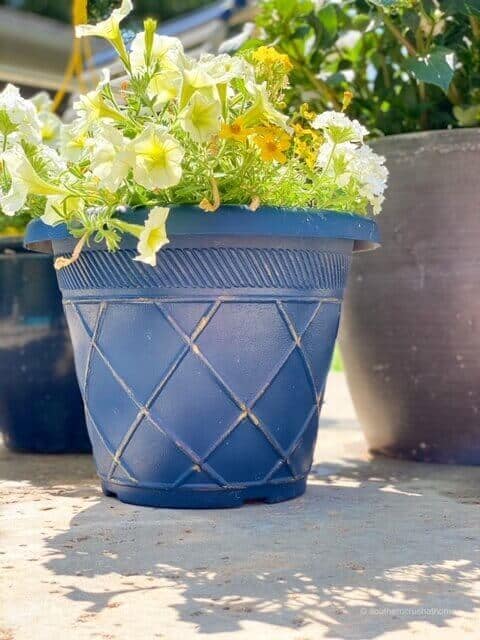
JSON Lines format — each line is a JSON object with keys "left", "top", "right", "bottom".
{"left": 32, "top": 453, "right": 480, "bottom": 639}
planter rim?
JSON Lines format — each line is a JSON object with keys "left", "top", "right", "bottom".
{"left": 0, "top": 235, "right": 49, "bottom": 259}
{"left": 371, "top": 126, "right": 480, "bottom": 146}
{"left": 0, "top": 235, "right": 23, "bottom": 247}
{"left": 24, "top": 204, "right": 380, "bottom": 254}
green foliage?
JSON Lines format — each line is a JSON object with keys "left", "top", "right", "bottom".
{"left": 244, "top": 0, "right": 480, "bottom": 134}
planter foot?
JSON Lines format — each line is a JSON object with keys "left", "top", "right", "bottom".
{"left": 100, "top": 478, "right": 307, "bottom": 509}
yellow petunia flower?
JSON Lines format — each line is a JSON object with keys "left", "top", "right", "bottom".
{"left": 179, "top": 92, "right": 221, "bottom": 143}
{"left": 134, "top": 206, "right": 170, "bottom": 266}
{"left": 254, "top": 126, "right": 291, "bottom": 164}
{"left": 75, "top": 0, "right": 132, "bottom": 44}
{"left": 131, "top": 125, "right": 184, "bottom": 190}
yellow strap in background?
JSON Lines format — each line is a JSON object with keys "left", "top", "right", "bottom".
{"left": 52, "top": 0, "right": 92, "bottom": 112}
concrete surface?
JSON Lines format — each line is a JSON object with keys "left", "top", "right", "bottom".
{"left": 1, "top": 372, "right": 480, "bottom": 640}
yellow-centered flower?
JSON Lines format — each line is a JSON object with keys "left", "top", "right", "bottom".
{"left": 254, "top": 126, "right": 290, "bottom": 164}
{"left": 75, "top": 0, "right": 132, "bottom": 47}
{"left": 0, "top": 148, "right": 66, "bottom": 215}
{"left": 242, "top": 83, "right": 291, "bottom": 133}
{"left": 134, "top": 206, "right": 170, "bottom": 266}
{"left": 179, "top": 92, "right": 221, "bottom": 143}
{"left": 219, "top": 116, "right": 255, "bottom": 143}
{"left": 131, "top": 125, "right": 184, "bottom": 190}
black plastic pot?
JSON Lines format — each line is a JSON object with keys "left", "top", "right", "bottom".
{"left": 0, "top": 238, "right": 90, "bottom": 453}
{"left": 340, "top": 128, "right": 480, "bottom": 464}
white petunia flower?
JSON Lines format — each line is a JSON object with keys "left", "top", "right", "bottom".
{"left": 42, "top": 195, "right": 85, "bottom": 226}
{"left": 179, "top": 65, "right": 219, "bottom": 109}
{"left": 147, "top": 68, "right": 183, "bottom": 105}
{"left": 131, "top": 124, "right": 184, "bottom": 190}
{"left": 73, "top": 70, "right": 123, "bottom": 129}
{"left": 60, "top": 123, "right": 89, "bottom": 162}
{"left": 130, "top": 32, "right": 185, "bottom": 74}
{"left": 0, "top": 147, "right": 66, "bottom": 215}
{"left": 351, "top": 145, "right": 388, "bottom": 212}
{"left": 88, "top": 124, "right": 134, "bottom": 192}
{"left": 75, "top": 0, "right": 132, "bottom": 42}
{"left": 38, "top": 111, "right": 62, "bottom": 147}
{"left": 316, "top": 140, "right": 388, "bottom": 214}
{"left": 134, "top": 206, "right": 170, "bottom": 266}
{"left": 197, "top": 53, "right": 250, "bottom": 84}
{"left": 179, "top": 92, "right": 221, "bottom": 143}
{"left": 316, "top": 141, "right": 355, "bottom": 186}
{"left": 312, "top": 111, "right": 368, "bottom": 144}
{"left": 0, "top": 84, "right": 41, "bottom": 145}
{"left": 242, "top": 82, "right": 292, "bottom": 132}
{"left": 31, "top": 91, "right": 53, "bottom": 113}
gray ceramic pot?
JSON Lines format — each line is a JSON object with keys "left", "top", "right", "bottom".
{"left": 340, "top": 128, "right": 480, "bottom": 464}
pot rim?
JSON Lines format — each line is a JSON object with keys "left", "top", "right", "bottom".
{"left": 24, "top": 204, "right": 380, "bottom": 254}
{"left": 371, "top": 126, "right": 480, "bottom": 145}
{"left": 0, "top": 235, "right": 51, "bottom": 259}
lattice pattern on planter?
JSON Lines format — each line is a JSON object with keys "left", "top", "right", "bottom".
{"left": 64, "top": 296, "right": 341, "bottom": 490}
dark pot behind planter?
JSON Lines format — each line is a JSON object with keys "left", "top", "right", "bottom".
{"left": 340, "top": 128, "right": 480, "bottom": 464}
{"left": 0, "top": 239, "right": 90, "bottom": 453}
{"left": 26, "top": 206, "right": 378, "bottom": 508}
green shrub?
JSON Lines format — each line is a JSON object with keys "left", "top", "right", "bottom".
{"left": 241, "top": 0, "right": 480, "bottom": 135}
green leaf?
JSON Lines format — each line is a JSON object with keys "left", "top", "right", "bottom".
{"left": 0, "top": 110, "right": 17, "bottom": 137}
{"left": 367, "top": 0, "right": 407, "bottom": 9}
{"left": 444, "top": 0, "right": 480, "bottom": 16}
{"left": 317, "top": 4, "right": 338, "bottom": 38}
{"left": 404, "top": 47, "right": 456, "bottom": 92}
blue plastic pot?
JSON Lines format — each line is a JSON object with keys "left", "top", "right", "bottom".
{"left": 25, "top": 206, "right": 378, "bottom": 507}
{"left": 0, "top": 238, "right": 90, "bottom": 453}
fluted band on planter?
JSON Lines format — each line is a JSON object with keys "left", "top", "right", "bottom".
{"left": 25, "top": 206, "right": 379, "bottom": 508}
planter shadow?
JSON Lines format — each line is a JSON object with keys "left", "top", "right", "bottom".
{"left": 37, "top": 455, "right": 480, "bottom": 638}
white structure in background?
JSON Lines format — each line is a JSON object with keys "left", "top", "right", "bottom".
{"left": 0, "top": 6, "right": 76, "bottom": 91}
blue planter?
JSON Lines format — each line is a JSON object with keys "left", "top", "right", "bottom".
{"left": 25, "top": 206, "right": 378, "bottom": 507}
{"left": 0, "top": 238, "right": 90, "bottom": 453}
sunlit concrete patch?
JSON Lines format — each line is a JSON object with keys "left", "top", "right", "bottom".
{"left": 2, "top": 373, "right": 480, "bottom": 640}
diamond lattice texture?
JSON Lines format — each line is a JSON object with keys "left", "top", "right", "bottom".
{"left": 64, "top": 296, "right": 341, "bottom": 491}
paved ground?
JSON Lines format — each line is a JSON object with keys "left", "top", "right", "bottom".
{"left": 1, "top": 373, "right": 480, "bottom": 640}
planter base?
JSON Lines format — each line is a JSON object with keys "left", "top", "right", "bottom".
{"left": 100, "top": 477, "right": 307, "bottom": 509}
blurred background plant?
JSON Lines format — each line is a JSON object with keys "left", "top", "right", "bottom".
{"left": 236, "top": 0, "right": 480, "bottom": 135}
{"left": 0, "top": 0, "right": 213, "bottom": 24}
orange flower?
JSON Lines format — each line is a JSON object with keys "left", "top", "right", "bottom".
{"left": 254, "top": 126, "right": 291, "bottom": 164}
{"left": 219, "top": 116, "right": 255, "bottom": 143}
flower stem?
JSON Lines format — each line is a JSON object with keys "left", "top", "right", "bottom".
{"left": 382, "top": 11, "right": 417, "bottom": 57}
{"left": 54, "top": 232, "right": 88, "bottom": 270}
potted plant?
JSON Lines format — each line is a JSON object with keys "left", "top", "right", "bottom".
{"left": 240, "top": 0, "right": 480, "bottom": 464}
{"left": 13, "top": 1, "right": 385, "bottom": 507}
{"left": 0, "top": 87, "right": 89, "bottom": 453}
